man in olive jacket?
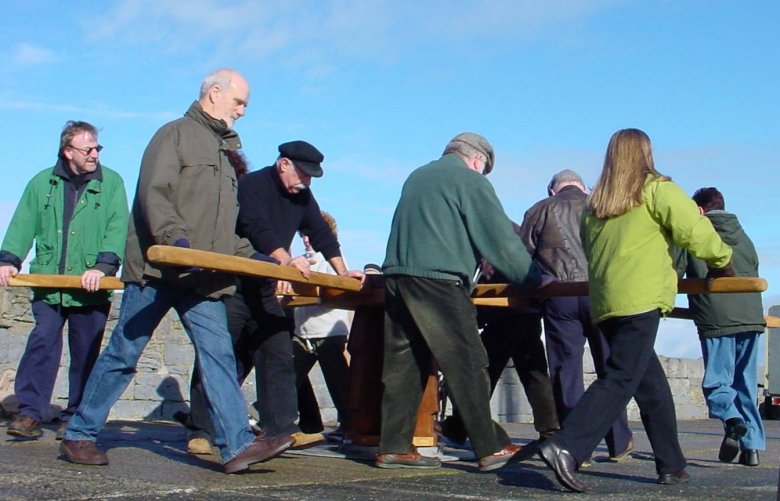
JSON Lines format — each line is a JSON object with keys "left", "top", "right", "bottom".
{"left": 61, "top": 69, "right": 293, "bottom": 473}
{"left": 676, "top": 187, "right": 765, "bottom": 467}
{"left": 0, "top": 121, "right": 128, "bottom": 440}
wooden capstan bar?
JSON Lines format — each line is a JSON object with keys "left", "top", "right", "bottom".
{"left": 5, "top": 244, "right": 775, "bottom": 448}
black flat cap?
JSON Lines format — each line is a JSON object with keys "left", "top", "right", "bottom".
{"left": 278, "top": 140, "right": 324, "bottom": 178}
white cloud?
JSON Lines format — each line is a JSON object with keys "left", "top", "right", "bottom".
{"left": 0, "top": 96, "right": 178, "bottom": 121}
{"left": 85, "top": 1, "right": 624, "bottom": 69}
{"left": 10, "top": 43, "right": 56, "bottom": 66}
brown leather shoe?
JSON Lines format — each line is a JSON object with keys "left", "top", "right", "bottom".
{"left": 478, "top": 443, "right": 526, "bottom": 471}
{"left": 223, "top": 435, "right": 293, "bottom": 474}
{"left": 375, "top": 451, "right": 441, "bottom": 469}
{"left": 7, "top": 415, "right": 43, "bottom": 439}
{"left": 60, "top": 440, "right": 109, "bottom": 465}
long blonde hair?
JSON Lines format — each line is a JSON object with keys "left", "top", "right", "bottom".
{"left": 588, "top": 128, "right": 669, "bottom": 219}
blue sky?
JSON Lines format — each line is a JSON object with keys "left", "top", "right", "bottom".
{"left": 1, "top": 1, "right": 777, "bottom": 359}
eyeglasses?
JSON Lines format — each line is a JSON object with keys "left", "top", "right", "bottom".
{"left": 68, "top": 144, "right": 103, "bottom": 155}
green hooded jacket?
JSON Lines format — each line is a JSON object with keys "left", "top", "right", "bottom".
{"left": 676, "top": 210, "right": 765, "bottom": 337}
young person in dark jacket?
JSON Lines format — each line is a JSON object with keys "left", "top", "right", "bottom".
{"left": 676, "top": 187, "right": 765, "bottom": 466}
{"left": 0, "top": 120, "right": 128, "bottom": 440}
{"left": 186, "top": 140, "right": 364, "bottom": 453}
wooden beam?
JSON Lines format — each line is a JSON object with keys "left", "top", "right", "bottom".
{"left": 671, "top": 307, "right": 780, "bottom": 329}
{"left": 5, "top": 274, "right": 123, "bottom": 290}
{"left": 471, "top": 277, "right": 767, "bottom": 299}
{"left": 146, "top": 245, "right": 363, "bottom": 292}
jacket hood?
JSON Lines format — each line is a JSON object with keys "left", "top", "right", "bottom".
{"left": 705, "top": 211, "right": 744, "bottom": 247}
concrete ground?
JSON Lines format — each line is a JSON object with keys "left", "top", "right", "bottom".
{"left": 0, "top": 417, "right": 778, "bottom": 500}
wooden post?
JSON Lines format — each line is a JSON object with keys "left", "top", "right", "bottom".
{"left": 343, "top": 275, "right": 439, "bottom": 447}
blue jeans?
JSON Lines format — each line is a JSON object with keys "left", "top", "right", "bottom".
{"left": 701, "top": 332, "right": 765, "bottom": 450}
{"left": 64, "top": 282, "right": 256, "bottom": 462}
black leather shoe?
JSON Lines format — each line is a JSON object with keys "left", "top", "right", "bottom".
{"left": 738, "top": 449, "right": 759, "bottom": 466}
{"left": 719, "top": 417, "right": 747, "bottom": 462}
{"left": 658, "top": 469, "right": 690, "bottom": 485}
{"left": 538, "top": 437, "right": 587, "bottom": 493}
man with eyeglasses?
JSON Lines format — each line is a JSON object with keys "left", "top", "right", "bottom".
{"left": 60, "top": 69, "right": 295, "bottom": 474}
{"left": 0, "top": 120, "right": 128, "bottom": 441}
{"left": 185, "top": 140, "right": 364, "bottom": 454}
{"left": 377, "top": 132, "right": 543, "bottom": 470}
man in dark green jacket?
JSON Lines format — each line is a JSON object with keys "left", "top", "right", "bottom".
{"left": 377, "top": 132, "right": 542, "bottom": 471}
{"left": 677, "top": 187, "right": 765, "bottom": 466}
{"left": 0, "top": 121, "right": 128, "bottom": 440}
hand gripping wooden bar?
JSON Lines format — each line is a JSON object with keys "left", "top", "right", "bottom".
{"left": 146, "top": 245, "right": 363, "bottom": 293}
{"left": 6, "top": 274, "right": 124, "bottom": 290}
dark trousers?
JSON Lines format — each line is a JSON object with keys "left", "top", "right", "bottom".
{"left": 554, "top": 310, "right": 686, "bottom": 474}
{"left": 188, "top": 280, "right": 299, "bottom": 439}
{"left": 16, "top": 300, "right": 109, "bottom": 422}
{"left": 379, "top": 276, "right": 509, "bottom": 459}
{"left": 543, "top": 295, "right": 632, "bottom": 456}
{"left": 293, "top": 335, "right": 350, "bottom": 432}
{"left": 445, "top": 312, "right": 559, "bottom": 441}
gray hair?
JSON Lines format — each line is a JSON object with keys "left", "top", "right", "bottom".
{"left": 199, "top": 69, "right": 235, "bottom": 99}
{"left": 59, "top": 120, "right": 99, "bottom": 158}
{"left": 547, "top": 169, "right": 584, "bottom": 194}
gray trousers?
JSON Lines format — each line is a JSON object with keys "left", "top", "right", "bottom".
{"left": 379, "top": 275, "right": 509, "bottom": 458}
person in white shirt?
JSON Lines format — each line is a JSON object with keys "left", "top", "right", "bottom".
{"left": 292, "top": 212, "right": 352, "bottom": 434}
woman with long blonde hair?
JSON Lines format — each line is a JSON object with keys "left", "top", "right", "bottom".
{"left": 537, "top": 128, "right": 734, "bottom": 492}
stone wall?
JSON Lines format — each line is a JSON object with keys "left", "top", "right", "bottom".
{"left": 0, "top": 287, "right": 707, "bottom": 424}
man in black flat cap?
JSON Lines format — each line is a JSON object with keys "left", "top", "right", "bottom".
{"left": 186, "top": 141, "right": 364, "bottom": 453}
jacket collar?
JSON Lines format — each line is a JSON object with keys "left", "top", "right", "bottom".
{"left": 185, "top": 101, "right": 242, "bottom": 151}
{"left": 52, "top": 157, "right": 103, "bottom": 184}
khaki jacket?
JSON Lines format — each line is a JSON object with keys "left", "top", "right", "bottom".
{"left": 122, "top": 102, "right": 254, "bottom": 298}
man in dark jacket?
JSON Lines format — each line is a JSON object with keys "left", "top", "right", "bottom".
{"left": 677, "top": 187, "right": 765, "bottom": 466}
{"left": 60, "top": 69, "right": 293, "bottom": 474}
{"left": 186, "top": 140, "right": 364, "bottom": 452}
{"left": 519, "top": 169, "right": 633, "bottom": 462}
{"left": 377, "top": 132, "right": 542, "bottom": 471}
{"left": 0, "top": 120, "right": 128, "bottom": 440}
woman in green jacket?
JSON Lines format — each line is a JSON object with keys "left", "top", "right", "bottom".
{"left": 537, "top": 128, "right": 734, "bottom": 492}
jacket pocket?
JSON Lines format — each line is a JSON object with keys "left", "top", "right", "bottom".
{"left": 83, "top": 253, "right": 98, "bottom": 269}
{"left": 29, "top": 250, "right": 56, "bottom": 274}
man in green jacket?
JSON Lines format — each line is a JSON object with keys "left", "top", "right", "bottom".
{"left": 0, "top": 121, "right": 128, "bottom": 440}
{"left": 60, "top": 69, "right": 293, "bottom": 473}
{"left": 377, "top": 132, "right": 542, "bottom": 471}
{"left": 677, "top": 187, "right": 765, "bottom": 466}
